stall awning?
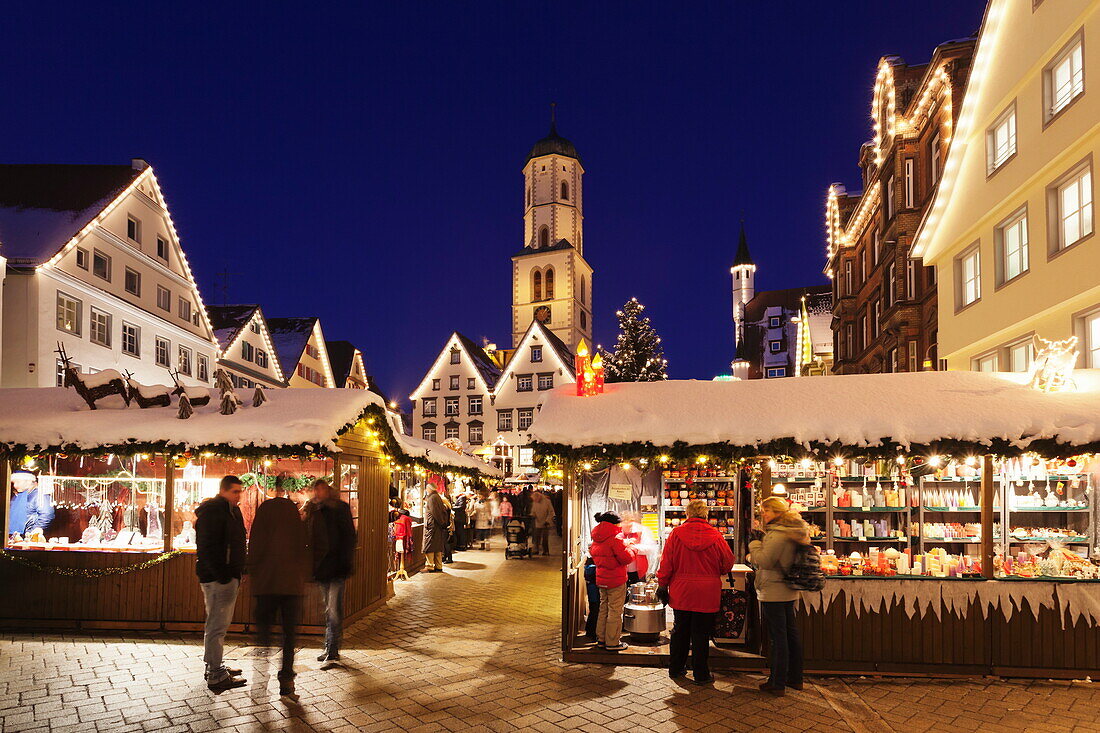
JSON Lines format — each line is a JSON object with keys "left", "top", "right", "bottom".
{"left": 390, "top": 431, "right": 504, "bottom": 478}
{"left": 530, "top": 371, "right": 1100, "bottom": 459}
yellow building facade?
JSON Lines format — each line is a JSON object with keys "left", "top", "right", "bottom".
{"left": 913, "top": 0, "right": 1100, "bottom": 372}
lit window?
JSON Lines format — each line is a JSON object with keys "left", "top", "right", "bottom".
{"left": 178, "top": 298, "right": 192, "bottom": 322}
{"left": 469, "top": 423, "right": 483, "bottom": 444}
{"left": 498, "top": 410, "right": 513, "bottom": 431}
{"left": 445, "top": 423, "right": 460, "bottom": 440}
{"left": 75, "top": 248, "right": 89, "bottom": 270}
{"left": 517, "top": 374, "right": 533, "bottom": 392}
{"left": 974, "top": 353, "right": 998, "bottom": 372}
{"left": 127, "top": 216, "right": 141, "bottom": 243}
{"left": 467, "top": 377, "right": 476, "bottom": 389}
{"left": 517, "top": 408, "right": 534, "bottom": 430}
{"left": 90, "top": 308, "right": 111, "bottom": 347}
{"left": 468, "top": 395, "right": 483, "bottom": 415}
{"left": 422, "top": 398, "right": 437, "bottom": 417}
{"left": 450, "top": 348, "right": 461, "bottom": 365}
{"left": 432, "top": 379, "right": 440, "bottom": 391}
{"left": 538, "top": 373, "right": 554, "bottom": 390}
{"left": 92, "top": 250, "right": 111, "bottom": 281}
{"left": 957, "top": 247, "right": 981, "bottom": 309}
{"left": 449, "top": 375, "right": 459, "bottom": 390}
{"left": 1084, "top": 310, "right": 1100, "bottom": 368}
{"left": 987, "top": 105, "right": 1017, "bottom": 173}
{"left": 155, "top": 337, "right": 171, "bottom": 367}
{"left": 1008, "top": 340, "right": 1032, "bottom": 373}
{"left": 122, "top": 322, "right": 140, "bottom": 357}
{"left": 904, "top": 158, "right": 915, "bottom": 208}
{"left": 178, "top": 346, "right": 192, "bottom": 376}
{"left": 885, "top": 175, "right": 896, "bottom": 219}
{"left": 1046, "top": 35, "right": 1084, "bottom": 119}
{"left": 423, "top": 425, "right": 436, "bottom": 442}
{"left": 197, "top": 354, "right": 209, "bottom": 382}
{"left": 996, "top": 210, "right": 1029, "bottom": 284}
{"left": 124, "top": 268, "right": 141, "bottom": 296}
{"left": 445, "top": 397, "right": 459, "bottom": 416}
{"left": 56, "top": 292, "right": 82, "bottom": 335}
{"left": 1054, "top": 166, "right": 1093, "bottom": 251}
{"left": 157, "top": 286, "right": 171, "bottom": 311}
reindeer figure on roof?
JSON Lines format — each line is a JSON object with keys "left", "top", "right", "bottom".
{"left": 122, "top": 369, "right": 172, "bottom": 409}
{"left": 57, "top": 343, "right": 130, "bottom": 410}
{"left": 169, "top": 369, "right": 211, "bottom": 408}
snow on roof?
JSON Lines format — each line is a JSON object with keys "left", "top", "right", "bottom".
{"left": 530, "top": 371, "right": 1100, "bottom": 456}
{"left": 0, "top": 387, "right": 384, "bottom": 455}
{"left": 391, "top": 431, "right": 504, "bottom": 477}
{"left": 267, "top": 317, "right": 318, "bottom": 372}
{"left": 208, "top": 305, "right": 261, "bottom": 351}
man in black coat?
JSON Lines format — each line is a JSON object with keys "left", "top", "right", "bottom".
{"left": 305, "top": 479, "right": 356, "bottom": 664}
{"left": 195, "top": 475, "right": 247, "bottom": 691}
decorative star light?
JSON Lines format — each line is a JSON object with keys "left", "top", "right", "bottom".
{"left": 1028, "top": 335, "right": 1078, "bottom": 393}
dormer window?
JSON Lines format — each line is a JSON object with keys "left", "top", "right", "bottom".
{"left": 127, "top": 216, "right": 141, "bottom": 243}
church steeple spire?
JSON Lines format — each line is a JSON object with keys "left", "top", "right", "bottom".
{"left": 733, "top": 221, "right": 755, "bottom": 268}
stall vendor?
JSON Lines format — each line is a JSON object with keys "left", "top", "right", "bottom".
{"left": 8, "top": 470, "right": 54, "bottom": 536}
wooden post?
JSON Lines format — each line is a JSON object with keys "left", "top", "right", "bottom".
{"left": 981, "top": 455, "right": 994, "bottom": 579}
{"left": 163, "top": 456, "right": 176, "bottom": 552}
{"left": 0, "top": 460, "right": 10, "bottom": 547}
{"left": 759, "top": 459, "right": 773, "bottom": 500}
{"left": 561, "top": 459, "right": 576, "bottom": 656}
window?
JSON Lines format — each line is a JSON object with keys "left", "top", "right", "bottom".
{"left": 973, "top": 353, "right": 999, "bottom": 372}
{"left": 242, "top": 341, "right": 255, "bottom": 362}
{"left": 861, "top": 314, "right": 868, "bottom": 351}
{"left": 906, "top": 259, "right": 917, "bottom": 300}
{"left": 538, "top": 373, "right": 554, "bottom": 390}
{"left": 930, "top": 132, "right": 942, "bottom": 184}
{"left": 845, "top": 324, "right": 853, "bottom": 360}
{"left": 768, "top": 316, "right": 781, "bottom": 328}
{"left": 1082, "top": 309, "right": 1100, "bottom": 368}
{"left": 122, "top": 322, "right": 140, "bottom": 357}
{"left": 178, "top": 298, "right": 192, "bottom": 322}
{"left": 872, "top": 300, "right": 881, "bottom": 338}
{"left": 765, "top": 367, "right": 787, "bottom": 378}
{"left": 1045, "top": 34, "right": 1084, "bottom": 120}
{"left": 498, "top": 410, "right": 513, "bottom": 432}
{"left": 157, "top": 286, "right": 171, "bottom": 311}
{"left": 178, "top": 346, "right": 192, "bottom": 376}
{"left": 255, "top": 350, "right": 268, "bottom": 369}
{"left": 561, "top": 181, "right": 569, "bottom": 200}
{"left": 75, "top": 248, "right": 89, "bottom": 270}
{"left": 469, "top": 423, "right": 483, "bottom": 444}
{"left": 90, "top": 308, "right": 111, "bottom": 347}
{"left": 538, "top": 226, "right": 549, "bottom": 249}
{"left": 769, "top": 340, "right": 782, "bottom": 353}
{"left": 1008, "top": 340, "right": 1032, "bottom": 373}
{"left": 861, "top": 248, "right": 867, "bottom": 284}
{"left": 127, "top": 216, "right": 141, "bottom": 243}
{"left": 887, "top": 348, "right": 898, "bottom": 373}
{"left": 468, "top": 395, "right": 483, "bottom": 415}
{"left": 884, "top": 262, "right": 896, "bottom": 308}
{"left": 56, "top": 292, "right": 81, "bottom": 335}
{"left": 155, "top": 337, "right": 171, "bottom": 367}
{"left": 449, "top": 348, "right": 461, "bottom": 365}
{"left": 872, "top": 230, "right": 881, "bottom": 266}
{"left": 156, "top": 236, "right": 169, "bottom": 263}
{"left": 249, "top": 320, "right": 260, "bottom": 334}
{"left": 92, "top": 250, "right": 111, "bottom": 281}
{"left": 305, "top": 343, "right": 320, "bottom": 359}
{"left": 467, "top": 377, "right": 476, "bottom": 389}
{"left": 449, "top": 375, "right": 459, "bottom": 390}
{"left": 445, "top": 423, "right": 460, "bottom": 440}
{"left": 956, "top": 246, "right": 981, "bottom": 309}
{"left": 197, "top": 354, "right": 209, "bottom": 382}
{"left": 986, "top": 106, "right": 1017, "bottom": 177}
{"left": 904, "top": 158, "right": 915, "bottom": 208}
{"left": 995, "top": 209, "right": 1029, "bottom": 285}
{"left": 908, "top": 340, "right": 918, "bottom": 373}
{"left": 532, "top": 270, "right": 542, "bottom": 301}
{"left": 444, "top": 397, "right": 459, "bottom": 416}
{"left": 1051, "top": 164, "right": 1093, "bottom": 251}
{"left": 517, "top": 408, "right": 534, "bottom": 430}
{"left": 124, "top": 268, "right": 141, "bottom": 296}
{"left": 844, "top": 261, "right": 852, "bottom": 296}
{"left": 432, "top": 379, "right": 440, "bottom": 391}
{"left": 296, "top": 363, "right": 325, "bottom": 386}
{"left": 422, "top": 398, "right": 437, "bottom": 417}
{"left": 545, "top": 268, "right": 555, "bottom": 299}
{"left": 517, "top": 374, "right": 533, "bottom": 392}
{"left": 885, "top": 175, "right": 896, "bottom": 220}
{"left": 580, "top": 275, "right": 587, "bottom": 305}
{"left": 422, "top": 424, "right": 437, "bottom": 442}
{"left": 580, "top": 311, "right": 587, "bottom": 330}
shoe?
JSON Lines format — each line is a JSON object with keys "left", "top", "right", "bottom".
{"left": 693, "top": 674, "right": 714, "bottom": 685}
{"left": 669, "top": 668, "right": 687, "bottom": 680}
{"left": 604, "top": 643, "right": 629, "bottom": 652}
{"left": 596, "top": 642, "right": 606, "bottom": 649}
{"left": 788, "top": 682, "right": 804, "bottom": 691}
{"left": 224, "top": 666, "right": 242, "bottom": 676}
{"left": 207, "top": 675, "right": 247, "bottom": 692}
{"left": 278, "top": 676, "right": 296, "bottom": 696}
{"left": 317, "top": 652, "right": 340, "bottom": 663}
{"left": 759, "top": 682, "right": 785, "bottom": 696}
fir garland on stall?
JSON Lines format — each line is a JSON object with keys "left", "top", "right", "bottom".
{"left": 0, "top": 549, "right": 183, "bottom": 579}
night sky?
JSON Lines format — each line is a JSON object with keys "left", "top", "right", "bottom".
{"left": 3, "top": 2, "right": 985, "bottom": 402}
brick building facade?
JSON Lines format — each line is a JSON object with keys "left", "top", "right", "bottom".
{"left": 826, "top": 39, "right": 975, "bottom": 374}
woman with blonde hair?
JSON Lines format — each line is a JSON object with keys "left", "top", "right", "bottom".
{"left": 748, "top": 495, "right": 810, "bottom": 696}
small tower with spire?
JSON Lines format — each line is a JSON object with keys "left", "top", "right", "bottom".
{"left": 730, "top": 222, "right": 756, "bottom": 370}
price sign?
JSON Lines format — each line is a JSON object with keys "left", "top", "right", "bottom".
{"left": 608, "top": 483, "right": 633, "bottom": 501}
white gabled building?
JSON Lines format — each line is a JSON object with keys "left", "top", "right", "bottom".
{"left": 410, "top": 332, "right": 502, "bottom": 448}
{"left": 207, "top": 304, "right": 286, "bottom": 389}
{"left": 267, "top": 317, "right": 336, "bottom": 389}
{"left": 0, "top": 160, "right": 218, "bottom": 387}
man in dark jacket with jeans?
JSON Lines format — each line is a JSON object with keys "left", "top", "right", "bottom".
{"left": 305, "top": 479, "right": 356, "bottom": 665}
{"left": 195, "top": 476, "right": 247, "bottom": 691}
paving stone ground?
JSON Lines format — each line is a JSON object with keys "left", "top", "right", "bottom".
{"left": 1, "top": 538, "right": 1099, "bottom": 732}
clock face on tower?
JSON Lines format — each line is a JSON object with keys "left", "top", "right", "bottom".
{"left": 534, "top": 306, "right": 551, "bottom": 324}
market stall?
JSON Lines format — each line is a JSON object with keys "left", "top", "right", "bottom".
{"left": 530, "top": 369, "right": 1100, "bottom": 677}
{"left": 0, "top": 385, "right": 498, "bottom": 632}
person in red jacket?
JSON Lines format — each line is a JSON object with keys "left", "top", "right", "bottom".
{"left": 589, "top": 512, "right": 636, "bottom": 651}
{"left": 657, "top": 499, "right": 735, "bottom": 684}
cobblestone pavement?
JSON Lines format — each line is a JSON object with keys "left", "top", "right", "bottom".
{"left": 2, "top": 540, "right": 1099, "bottom": 732}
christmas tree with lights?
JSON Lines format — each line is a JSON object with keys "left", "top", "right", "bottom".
{"left": 600, "top": 297, "right": 669, "bottom": 382}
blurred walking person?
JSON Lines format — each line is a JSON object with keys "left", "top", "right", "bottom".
{"left": 305, "top": 479, "right": 356, "bottom": 665}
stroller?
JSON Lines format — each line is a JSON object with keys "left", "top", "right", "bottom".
{"left": 504, "top": 516, "right": 532, "bottom": 559}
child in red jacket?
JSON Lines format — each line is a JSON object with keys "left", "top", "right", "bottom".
{"left": 589, "top": 512, "right": 636, "bottom": 651}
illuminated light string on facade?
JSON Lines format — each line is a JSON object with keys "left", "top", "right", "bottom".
{"left": 223, "top": 311, "right": 287, "bottom": 383}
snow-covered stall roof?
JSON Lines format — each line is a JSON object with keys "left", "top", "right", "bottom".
{"left": 529, "top": 371, "right": 1100, "bottom": 458}
{"left": 391, "top": 432, "right": 504, "bottom": 478}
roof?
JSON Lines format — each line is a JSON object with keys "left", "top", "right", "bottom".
{"left": 513, "top": 238, "right": 575, "bottom": 259}
{"left": 0, "top": 164, "right": 141, "bottom": 264}
{"left": 454, "top": 332, "right": 504, "bottom": 387}
{"left": 326, "top": 340, "right": 363, "bottom": 387}
{"left": 525, "top": 121, "right": 582, "bottom": 165}
{"left": 207, "top": 305, "right": 261, "bottom": 351}
{"left": 539, "top": 323, "right": 577, "bottom": 377}
{"left": 391, "top": 431, "right": 504, "bottom": 478}
{"left": 267, "top": 317, "right": 319, "bottom": 372}
{"left": 530, "top": 371, "right": 1100, "bottom": 458}
{"left": 732, "top": 223, "right": 754, "bottom": 268}
{"left": 744, "top": 286, "right": 831, "bottom": 325}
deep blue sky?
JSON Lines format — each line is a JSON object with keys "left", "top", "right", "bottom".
{"left": 3, "top": 2, "right": 985, "bottom": 402}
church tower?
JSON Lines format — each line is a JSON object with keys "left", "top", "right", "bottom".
{"left": 512, "top": 105, "right": 594, "bottom": 350}
{"left": 730, "top": 222, "right": 755, "bottom": 379}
